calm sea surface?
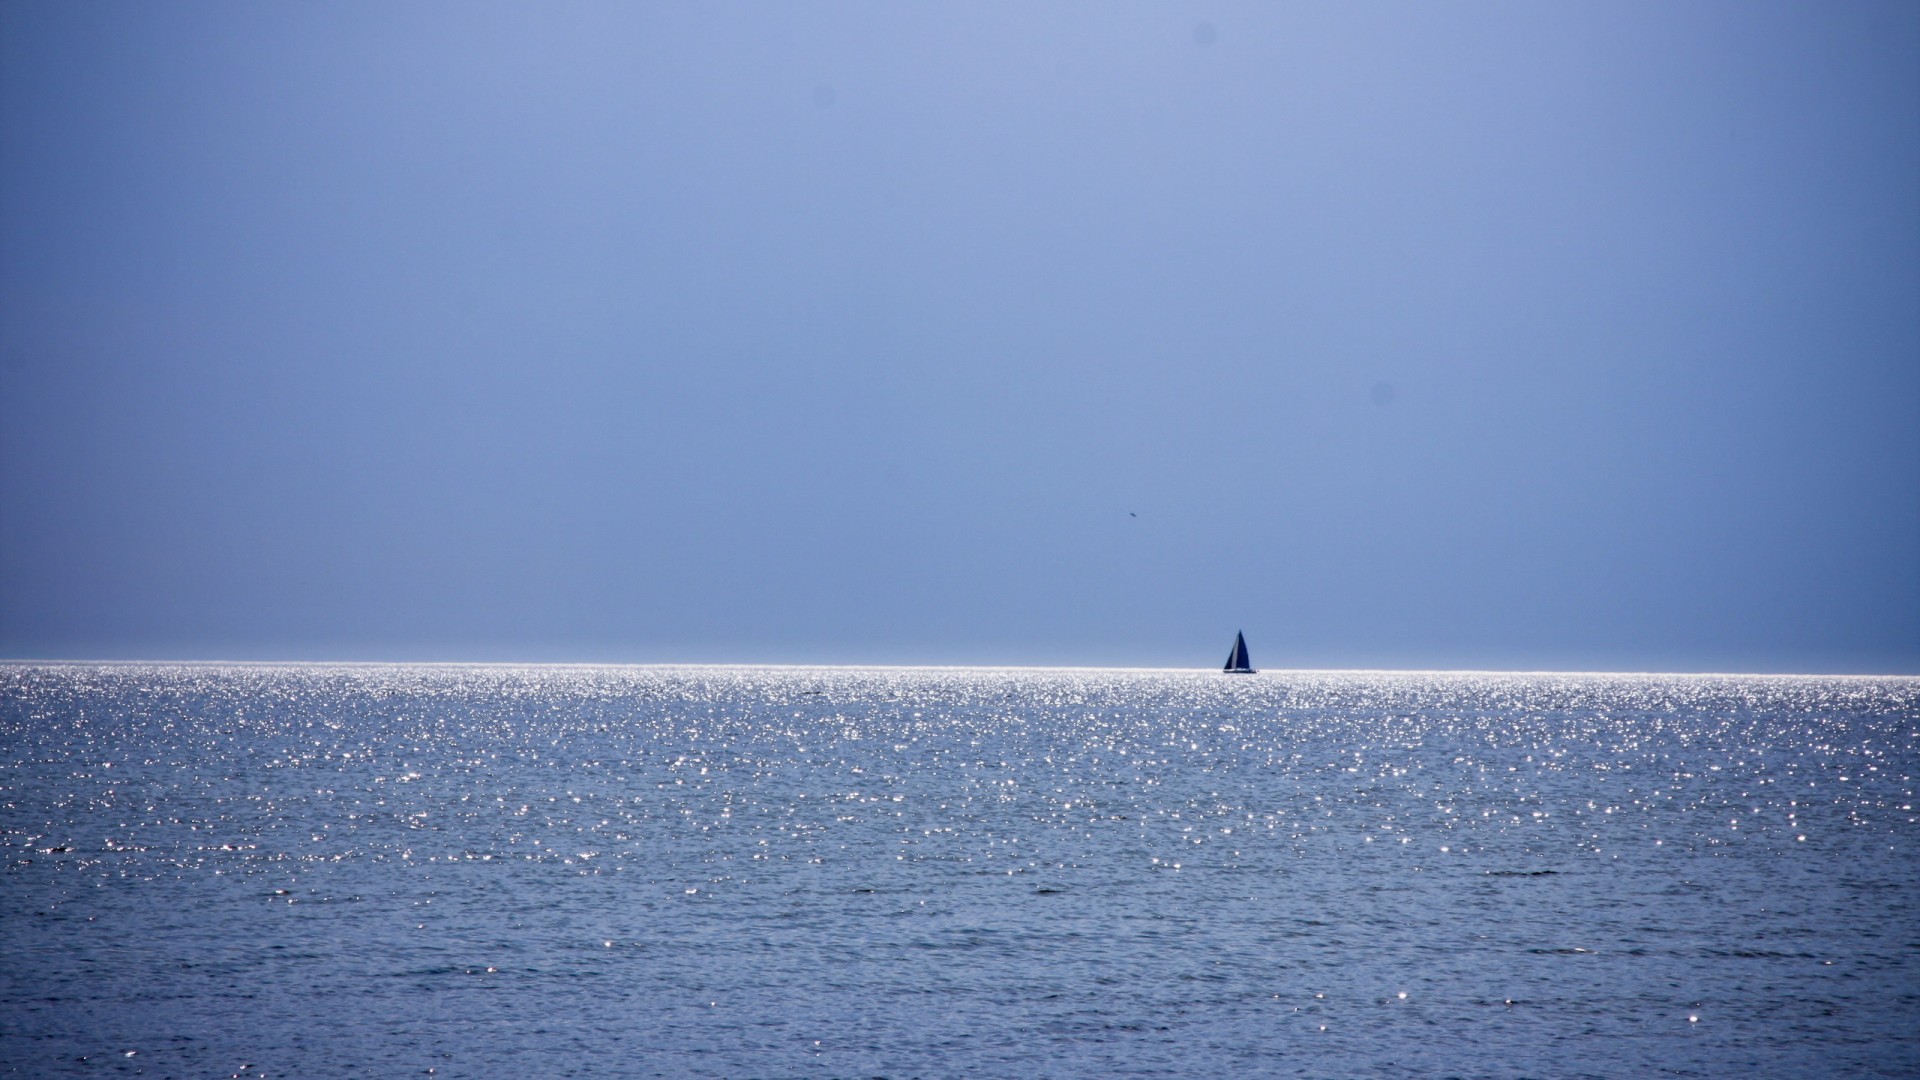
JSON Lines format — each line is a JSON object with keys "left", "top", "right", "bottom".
{"left": 2, "top": 664, "right": 1916, "bottom": 1078}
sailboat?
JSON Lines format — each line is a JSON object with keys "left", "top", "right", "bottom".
{"left": 1223, "top": 631, "right": 1255, "bottom": 674}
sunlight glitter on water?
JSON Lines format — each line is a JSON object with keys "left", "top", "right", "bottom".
{"left": 1, "top": 664, "right": 1916, "bottom": 1077}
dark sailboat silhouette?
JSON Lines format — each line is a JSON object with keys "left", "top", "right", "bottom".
{"left": 1223, "top": 631, "right": 1255, "bottom": 673}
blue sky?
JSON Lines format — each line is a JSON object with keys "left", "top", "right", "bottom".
{"left": 3, "top": 2, "right": 1916, "bottom": 671}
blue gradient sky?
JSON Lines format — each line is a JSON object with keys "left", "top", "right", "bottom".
{"left": 3, "top": 2, "right": 1917, "bottom": 671}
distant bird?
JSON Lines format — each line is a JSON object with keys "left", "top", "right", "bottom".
{"left": 1129, "top": 512, "right": 1137, "bottom": 517}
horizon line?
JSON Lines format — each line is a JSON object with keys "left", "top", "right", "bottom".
{"left": 2, "top": 657, "right": 1915, "bottom": 680}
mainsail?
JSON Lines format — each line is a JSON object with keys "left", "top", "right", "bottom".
{"left": 1224, "top": 631, "right": 1255, "bottom": 673}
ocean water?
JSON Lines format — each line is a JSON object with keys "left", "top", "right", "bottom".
{"left": 1, "top": 664, "right": 1916, "bottom": 1079}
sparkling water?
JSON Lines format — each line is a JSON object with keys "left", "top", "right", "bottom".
{"left": 3, "top": 664, "right": 1915, "bottom": 1077}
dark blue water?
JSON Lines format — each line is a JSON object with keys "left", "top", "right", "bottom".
{"left": 3, "top": 664, "right": 1916, "bottom": 1077}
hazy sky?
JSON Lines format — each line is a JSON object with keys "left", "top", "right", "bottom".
{"left": 3, "top": 2, "right": 1917, "bottom": 671}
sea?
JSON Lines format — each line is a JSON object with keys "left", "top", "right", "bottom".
{"left": 1, "top": 663, "right": 1916, "bottom": 1079}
